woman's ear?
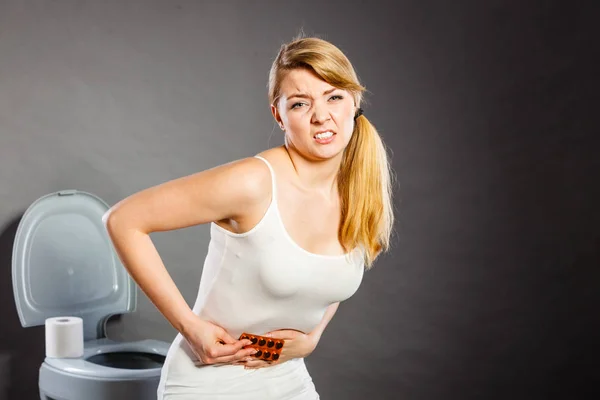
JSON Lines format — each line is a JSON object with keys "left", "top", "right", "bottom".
{"left": 270, "top": 104, "right": 285, "bottom": 131}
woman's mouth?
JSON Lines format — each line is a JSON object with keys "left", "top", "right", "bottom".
{"left": 314, "top": 130, "right": 335, "bottom": 144}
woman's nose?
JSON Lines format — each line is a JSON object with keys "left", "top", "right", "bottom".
{"left": 311, "top": 103, "right": 331, "bottom": 124}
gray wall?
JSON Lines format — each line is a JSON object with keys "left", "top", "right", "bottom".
{"left": 1, "top": 1, "right": 598, "bottom": 399}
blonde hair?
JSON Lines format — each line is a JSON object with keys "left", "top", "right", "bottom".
{"left": 268, "top": 36, "right": 395, "bottom": 269}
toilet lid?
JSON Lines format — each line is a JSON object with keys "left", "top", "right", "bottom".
{"left": 12, "top": 190, "right": 136, "bottom": 340}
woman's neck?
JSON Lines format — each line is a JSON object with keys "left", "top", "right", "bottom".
{"left": 282, "top": 144, "right": 342, "bottom": 196}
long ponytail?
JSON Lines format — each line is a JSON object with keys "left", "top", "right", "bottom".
{"left": 338, "top": 114, "right": 394, "bottom": 268}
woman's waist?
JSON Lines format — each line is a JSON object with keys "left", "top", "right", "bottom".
{"left": 167, "top": 340, "right": 308, "bottom": 382}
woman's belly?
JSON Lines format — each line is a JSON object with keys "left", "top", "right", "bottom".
{"left": 195, "top": 288, "right": 327, "bottom": 339}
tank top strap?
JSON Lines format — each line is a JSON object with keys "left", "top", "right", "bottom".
{"left": 253, "top": 155, "right": 278, "bottom": 205}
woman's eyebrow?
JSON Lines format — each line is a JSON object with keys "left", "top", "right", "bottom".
{"left": 288, "top": 88, "right": 338, "bottom": 100}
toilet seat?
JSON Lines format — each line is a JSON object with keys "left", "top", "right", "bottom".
{"left": 12, "top": 189, "right": 135, "bottom": 341}
{"left": 11, "top": 190, "right": 172, "bottom": 399}
{"left": 44, "top": 338, "right": 170, "bottom": 379}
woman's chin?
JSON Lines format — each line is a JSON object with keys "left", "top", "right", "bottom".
{"left": 307, "top": 145, "right": 346, "bottom": 161}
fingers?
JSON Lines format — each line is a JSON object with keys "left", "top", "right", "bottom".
{"left": 217, "top": 329, "right": 237, "bottom": 345}
{"left": 212, "top": 346, "right": 257, "bottom": 365}
{"left": 264, "top": 329, "right": 299, "bottom": 340}
{"left": 209, "top": 339, "right": 253, "bottom": 359}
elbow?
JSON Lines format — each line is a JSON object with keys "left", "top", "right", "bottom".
{"left": 102, "top": 205, "right": 132, "bottom": 238}
{"left": 102, "top": 205, "right": 148, "bottom": 237}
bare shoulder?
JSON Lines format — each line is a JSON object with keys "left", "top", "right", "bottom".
{"left": 221, "top": 156, "right": 273, "bottom": 203}
{"left": 254, "top": 146, "right": 292, "bottom": 177}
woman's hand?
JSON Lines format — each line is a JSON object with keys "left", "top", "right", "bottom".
{"left": 182, "top": 316, "right": 257, "bottom": 365}
{"left": 238, "top": 329, "right": 318, "bottom": 369}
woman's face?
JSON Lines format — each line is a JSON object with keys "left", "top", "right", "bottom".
{"left": 272, "top": 68, "right": 356, "bottom": 161}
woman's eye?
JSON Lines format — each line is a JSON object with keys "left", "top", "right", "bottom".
{"left": 291, "top": 102, "right": 306, "bottom": 109}
{"left": 329, "top": 95, "right": 343, "bottom": 101}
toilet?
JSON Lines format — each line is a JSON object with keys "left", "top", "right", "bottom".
{"left": 11, "top": 190, "right": 171, "bottom": 400}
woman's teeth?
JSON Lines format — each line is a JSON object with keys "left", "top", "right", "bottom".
{"left": 315, "top": 131, "right": 334, "bottom": 139}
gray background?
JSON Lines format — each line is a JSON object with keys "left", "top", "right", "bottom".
{"left": 1, "top": 1, "right": 598, "bottom": 399}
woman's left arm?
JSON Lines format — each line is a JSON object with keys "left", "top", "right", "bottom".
{"left": 240, "top": 302, "right": 340, "bottom": 369}
{"left": 307, "top": 302, "right": 339, "bottom": 345}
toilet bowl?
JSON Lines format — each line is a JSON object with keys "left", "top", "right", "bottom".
{"left": 12, "top": 190, "right": 171, "bottom": 400}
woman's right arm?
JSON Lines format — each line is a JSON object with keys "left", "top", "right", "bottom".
{"left": 102, "top": 157, "right": 270, "bottom": 364}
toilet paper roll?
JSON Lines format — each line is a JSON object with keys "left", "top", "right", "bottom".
{"left": 45, "top": 317, "right": 84, "bottom": 358}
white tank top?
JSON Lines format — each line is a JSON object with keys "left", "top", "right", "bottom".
{"left": 192, "top": 156, "right": 365, "bottom": 338}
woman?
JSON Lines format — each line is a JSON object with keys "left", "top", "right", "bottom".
{"left": 104, "top": 36, "right": 394, "bottom": 399}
